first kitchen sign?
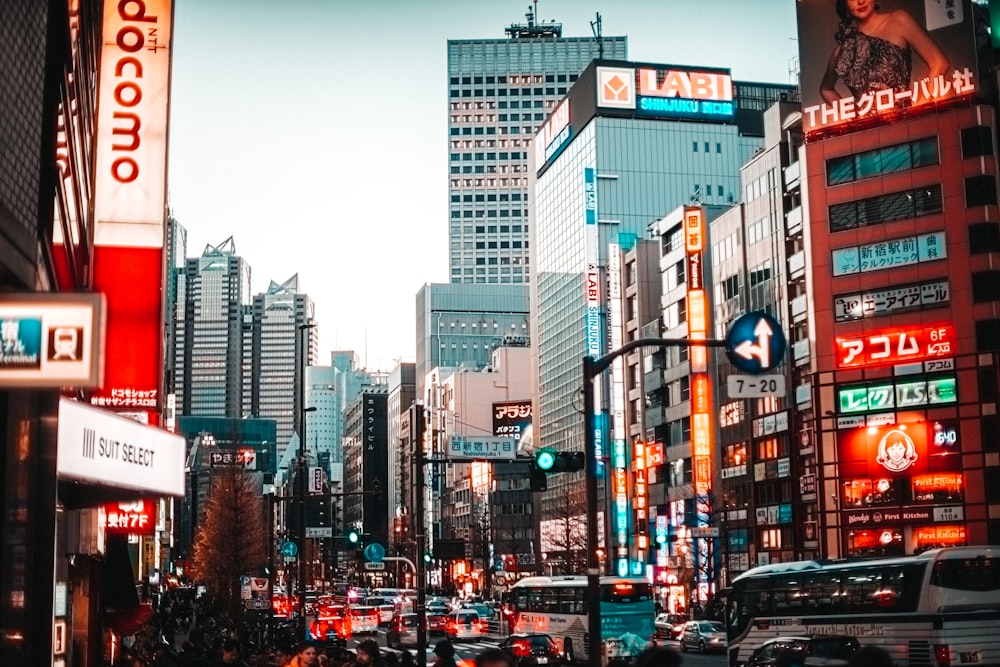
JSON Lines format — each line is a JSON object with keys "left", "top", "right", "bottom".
{"left": 57, "top": 398, "right": 185, "bottom": 497}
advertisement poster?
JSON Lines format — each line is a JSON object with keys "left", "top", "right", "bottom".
{"left": 796, "top": 0, "right": 978, "bottom": 135}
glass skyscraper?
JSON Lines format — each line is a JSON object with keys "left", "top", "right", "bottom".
{"left": 446, "top": 12, "right": 626, "bottom": 284}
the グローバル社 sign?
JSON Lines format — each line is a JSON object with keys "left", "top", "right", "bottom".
{"left": 56, "top": 398, "right": 184, "bottom": 496}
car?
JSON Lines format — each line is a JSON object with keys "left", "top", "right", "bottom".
{"left": 680, "top": 620, "right": 727, "bottom": 653}
{"left": 745, "top": 635, "right": 861, "bottom": 667}
{"left": 364, "top": 596, "right": 396, "bottom": 626}
{"left": 654, "top": 613, "right": 688, "bottom": 642}
{"left": 310, "top": 610, "right": 349, "bottom": 644}
{"left": 427, "top": 610, "right": 449, "bottom": 636}
{"left": 500, "top": 633, "right": 563, "bottom": 666}
{"left": 348, "top": 606, "right": 380, "bottom": 635}
{"left": 461, "top": 602, "right": 496, "bottom": 621}
{"left": 386, "top": 612, "right": 421, "bottom": 649}
{"left": 446, "top": 610, "right": 486, "bottom": 641}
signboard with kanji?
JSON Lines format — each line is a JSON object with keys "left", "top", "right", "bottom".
{"left": 447, "top": 435, "right": 517, "bottom": 460}
{"left": 103, "top": 499, "right": 156, "bottom": 535}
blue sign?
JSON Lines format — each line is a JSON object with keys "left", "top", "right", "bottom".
{"left": 279, "top": 540, "right": 298, "bottom": 558}
{"left": 725, "top": 311, "right": 786, "bottom": 374}
{"left": 363, "top": 543, "right": 385, "bottom": 563}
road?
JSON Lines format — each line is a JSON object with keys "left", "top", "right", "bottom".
{"left": 337, "top": 630, "right": 728, "bottom": 666}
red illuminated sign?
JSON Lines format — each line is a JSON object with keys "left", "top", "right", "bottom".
{"left": 104, "top": 499, "right": 156, "bottom": 535}
{"left": 835, "top": 323, "right": 954, "bottom": 369}
{"left": 645, "top": 442, "right": 664, "bottom": 468}
{"left": 838, "top": 421, "right": 929, "bottom": 478}
{"left": 685, "top": 206, "right": 712, "bottom": 495}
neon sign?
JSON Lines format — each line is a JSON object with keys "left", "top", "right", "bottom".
{"left": 685, "top": 206, "right": 713, "bottom": 495}
{"left": 835, "top": 323, "right": 955, "bottom": 369}
{"left": 104, "top": 499, "right": 156, "bottom": 535}
{"left": 876, "top": 429, "right": 919, "bottom": 473}
{"left": 838, "top": 376, "right": 957, "bottom": 414}
{"left": 596, "top": 66, "right": 735, "bottom": 121}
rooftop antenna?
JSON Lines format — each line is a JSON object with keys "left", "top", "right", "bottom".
{"left": 590, "top": 12, "right": 604, "bottom": 59}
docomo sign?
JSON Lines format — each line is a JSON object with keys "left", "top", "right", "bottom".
{"left": 94, "top": 0, "right": 172, "bottom": 247}
{"left": 836, "top": 323, "right": 955, "bottom": 369}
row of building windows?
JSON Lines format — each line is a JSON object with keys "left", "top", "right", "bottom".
{"left": 449, "top": 87, "right": 567, "bottom": 98}
{"left": 449, "top": 100, "right": 556, "bottom": 111}
{"left": 450, "top": 138, "right": 527, "bottom": 149}
{"left": 451, "top": 193, "right": 524, "bottom": 202}
{"left": 450, "top": 209, "right": 526, "bottom": 218}
{"left": 448, "top": 74, "right": 575, "bottom": 85}
{"left": 474, "top": 241, "right": 526, "bottom": 249}
{"left": 827, "top": 137, "right": 938, "bottom": 186}
{"left": 694, "top": 142, "right": 724, "bottom": 153}
{"left": 451, "top": 177, "right": 527, "bottom": 188}
{"left": 449, "top": 165, "right": 527, "bottom": 175}
{"left": 449, "top": 126, "right": 537, "bottom": 136}
{"left": 450, "top": 152, "right": 526, "bottom": 161}
{"left": 451, "top": 225, "right": 526, "bottom": 235}
{"left": 829, "top": 184, "right": 943, "bottom": 233}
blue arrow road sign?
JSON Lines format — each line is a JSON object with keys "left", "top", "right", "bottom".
{"left": 279, "top": 540, "right": 298, "bottom": 558}
{"left": 364, "top": 543, "right": 386, "bottom": 563}
{"left": 725, "top": 311, "right": 786, "bottom": 374}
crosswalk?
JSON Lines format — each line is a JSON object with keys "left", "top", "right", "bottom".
{"left": 379, "top": 639, "right": 501, "bottom": 656}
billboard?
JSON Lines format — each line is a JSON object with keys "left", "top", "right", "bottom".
{"left": 492, "top": 400, "right": 532, "bottom": 445}
{"left": 103, "top": 499, "right": 156, "bottom": 536}
{"left": 596, "top": 65, "right": 735, "bottom": 122}
{"left": 835, "top": 323, "right": 954, "bottom": 368}
{"left": 837, "top": 375, "right": 957, "bottom": 414}
{"left": 796, "top": 0, "right": 979, "bottom": 136}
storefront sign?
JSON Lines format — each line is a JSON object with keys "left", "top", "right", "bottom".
{"left": 838, "top": 376, "right": 957, "bottom": 414}
{"left": 834, "top": 279, "right": 950, "bottom": 322}
{"left": 56, "top": 397, "right": 185, "bottom": 496}
{"left": 0, "top": 293, "right": 105, "bottom": 388}
{"left": 492, "top": 400, "right": 532, "bottom": 443}
{"left": 836, "top": 324, "right": 955, "bottom": 369}
{"left": 844, "top": 507, "right": 933, "bottom": 526}
{"left": 832, "top": 232, "right": 946, "bottom": 276}
{"left": 103, "top": 499, "right": 156, "bottom": 535}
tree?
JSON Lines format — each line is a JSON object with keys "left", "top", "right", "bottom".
{"left": 191, "top": 465, "right": 267, "bottom": 616}
{"left": 539, "top": 485, "right": 588, "bottom": 573}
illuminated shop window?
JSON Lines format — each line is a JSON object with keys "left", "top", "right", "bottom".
{"left": 842, "top": 478, "right": 897, "bottom": 507}
{"left": 847, "top": 529, "right": 903, "bottom": 558}
{"left": 911, "top": 472, "right": 963, "bottom": 503}
{"left": 913, "top": 525, "right": 967, "bottom": 553}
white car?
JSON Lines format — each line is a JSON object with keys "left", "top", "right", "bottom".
{"left": 349, "top": 606, "right": 380, "bottom": 635}
{"left": 446, "top": 610, "right": 486, "bottom": 641}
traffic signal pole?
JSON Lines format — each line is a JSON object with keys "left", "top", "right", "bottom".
{"left": 414, "top": 403, "right": 428, "bottom": 667}
{"left": 583, "top": 337, "right": 726, "bottom": 667}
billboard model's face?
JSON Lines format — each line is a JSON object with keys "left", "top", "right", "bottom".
{"left": 796, "top": 0, "right": 978, "bottom": 136}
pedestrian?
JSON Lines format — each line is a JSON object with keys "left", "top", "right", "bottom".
{"left": 433, "top": 640, "right": 458, "bottom": 667}
{"left": 474, "top": 648, "right": 514, "bottom": 667}
{"left": 635, "top": 646, "right": 682, "bottom": 667}
{"left": 288, "top": 641, "right": 320, "bottom": 667}
{"left": 398, "top": 651, "right": 415, "bottom": 667}
{"left": 352, "top": 639, "right": 385, "bottom": 667}
{"left": 272, "top": 645, "right": 293, "bottom": 667}
{"left": 216, "top": 639, "right": 251, "bottom": 667}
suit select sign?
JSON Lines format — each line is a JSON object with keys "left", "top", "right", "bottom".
{"left": 56, "top": 398, "right": 184, "bottom": 496}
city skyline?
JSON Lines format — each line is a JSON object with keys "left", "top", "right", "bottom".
{"left": 168, "top": 0, "right": 799, "bottom": 371}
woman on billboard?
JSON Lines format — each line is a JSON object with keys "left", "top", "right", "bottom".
{"left": 819, "top": 0, "right": 949, "bottom": 103}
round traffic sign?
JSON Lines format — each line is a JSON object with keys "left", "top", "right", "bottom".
{"left": 364, "top": 542, "right": 385, "bottom": 563}
{"left": 279, "top": 540, "right": 298, "bottom": 558}
{"left": 725, "top": 311, "right": 786, "bottom": 374}
{"left": 494, "top": 575, "right": 507, "bottom": 586}
{"left": 245, "top": 598, "right": 272, "bottom": 610}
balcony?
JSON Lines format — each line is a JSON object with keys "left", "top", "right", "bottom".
{"left": 788, "top": 250, "right": 805, "bottom": 280}
{"left": 793, "top": 338, "right": 811, "bottom": 366}
{"left": 785, "top": 205, "right": 803, "bottom": 236}
{"left": 784, "top": 161, "right": 800, "bottom": 191}
{"left": 791, "top": 294, "right": 808, "bottom": 323}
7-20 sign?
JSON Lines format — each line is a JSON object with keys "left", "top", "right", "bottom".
{"left": 835, "top": 323, "right": 954, "bottom": 369}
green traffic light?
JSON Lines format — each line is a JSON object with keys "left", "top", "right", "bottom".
{"left": 348, "top": 530, "right": 360, "bottom": 544}
{"left": 535, "top": 449, "right": 556, "bottom": 471}
{"left": 423, "top": 553, "right": 432, "bottom": 563}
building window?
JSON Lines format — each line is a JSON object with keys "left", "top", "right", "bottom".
{"left": 828, "top": 185, "right": 943, "bottom": 233}
{"left": 961, "top": 126, "right": 994, "bottom": 158}
{"left": 827, "top": 137, "right": 938, "bottom": 185}
{"left": 969, "top": 223, "right": 1000, "bottom": 253}
{"left": 972, "top": 271, "right": 1000, "bottom": 303}
{"left": 966, "top": 175, "right": 999, "bottom": 207}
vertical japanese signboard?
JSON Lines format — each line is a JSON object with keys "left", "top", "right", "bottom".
{"left": 584, "top": 167, "right": 605, "bottom": 471}
{"left": 684, "top": 207, "right": 713, "bottom": 497}
{"left": 90, "top": 0, "right": 173, "bottom": 423}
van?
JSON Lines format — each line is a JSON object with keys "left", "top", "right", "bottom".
{"left": 364, "top": 596, "right": 396, "bottom": 626}
{"left": 446, "top": 610, "right": 485, "bottom": 641}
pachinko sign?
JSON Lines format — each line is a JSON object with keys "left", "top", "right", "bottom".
{"left": 796, "top": 0, "right": 979, "bottom": 136}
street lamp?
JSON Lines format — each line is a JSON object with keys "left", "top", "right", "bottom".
{"left": 297, "top": 322, "right": 316, "bottom": 638}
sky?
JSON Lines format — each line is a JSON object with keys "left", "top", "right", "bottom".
{"left": 167, "top": 0, "right": 800, "bottom": 371}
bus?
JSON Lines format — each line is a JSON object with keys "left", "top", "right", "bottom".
{"left": 725, "top": 546, "right": 1000, "bottom": 667}
{"left": 508, "top": 575, "right": 655, "bottom": 663}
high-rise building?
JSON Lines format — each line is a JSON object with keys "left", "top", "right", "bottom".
{"left": 249, "top": 274, "right": 316, "bottom": 460}
{"left": 415, "top": 283, "right": 529, "bottom": 400}
{"left": 173, "top": 236, "right": 252, "bottom": 419}
{"left": 446, "top": 10, "right": 626, "bottom": 283}
{"left": 530, "top": 58, "right": 796, "bottom": 578}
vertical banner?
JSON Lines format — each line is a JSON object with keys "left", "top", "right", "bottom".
{"left": 584, "top": 167, "right": 606, "bottom": 473}
{"left": 608, "top": 244, "right": 631, "bottom": 576}
{"left": 90, "top": 0, "right": 173, "bottom": 423}
{"left": 684, "top": 207, "right": 713, "bottom": 498}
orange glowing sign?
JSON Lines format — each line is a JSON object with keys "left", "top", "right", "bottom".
{"left": 103, "top": 499, "right": 156, "bottom": 535}
{"left": 837, "top": 421, "right": 931, "bottom": 478}
{"left": 684, "top": 208, "right": 705, "bottom": 254}
{"left": 835, "top": 323, "right": 955, "bottom": 369}
{"left": 639, "top": 69, "right": 733, "bottom": 102}
{"left": 645, "top": 442, "right": 664, "bottom": 468}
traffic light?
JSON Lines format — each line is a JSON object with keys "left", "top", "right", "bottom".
{"left": 346, "top": 528, "right": 362, "bottom": 548}
{"left": 530, "top": 449, "right": 585, "bottom": 492}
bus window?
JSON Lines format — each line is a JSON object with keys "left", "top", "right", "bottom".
{"left": 931, "top": 556, "right": 1000, "bottom": 591}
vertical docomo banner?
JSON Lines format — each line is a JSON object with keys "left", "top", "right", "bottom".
{"left": 94, "top": 0, "right": 173, "bottom": 247}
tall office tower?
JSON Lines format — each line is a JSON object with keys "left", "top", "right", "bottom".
{"left": 165, "top": 215, "right": 188, "bottom": 430}
{"left": 795, "top": 0, "right": 999, "bottom": 557}
{"left": 530, "top": 59, "right": 794, "bottom": 578}
{"left": 343, "top": 386, "right": 391, "bottom": 549}
{"left": 174, "top": 236, "right": 252, "bottom": 419}
{"left": 386, "top": 361, "right": 415, "bottom": 552}
{"left": 249, "top": 274, "right": 316, "bottom": 461}
{"left": 446, "top": 9, "right": 626, "bottom": 284}
{"left": 415, "top": 283, "right": 530, "bottom": 400}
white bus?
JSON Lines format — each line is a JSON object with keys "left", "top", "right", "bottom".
{"left": 508, "top": 575, "right": 655, "bottom": 663}
{"left": 725, "top": 546, "right": 1000, "bottom": 667}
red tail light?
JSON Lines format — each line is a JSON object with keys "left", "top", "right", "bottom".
{"left": 934, "top": 645, "right": 951, "bottom": 667}
{"left": 513, "top": 640, "right": 531, "bottom": 657}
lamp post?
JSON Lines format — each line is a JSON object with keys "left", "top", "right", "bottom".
{"left": 583, "top": 336, "right": 727, "bottom": 667}
{"left": 297, "top": 322, "right": 316, "bottom": 639}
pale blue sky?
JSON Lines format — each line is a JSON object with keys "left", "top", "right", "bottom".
{"left": 168, "top": 0, "right": 800, "bottom": 371}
